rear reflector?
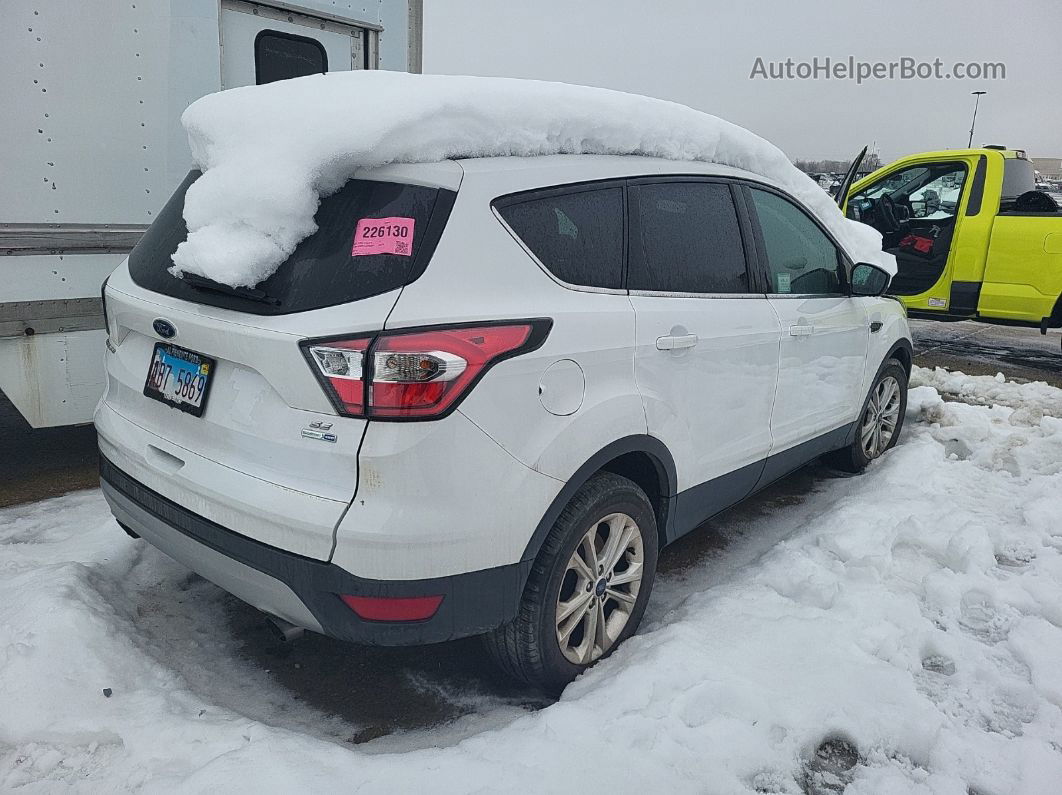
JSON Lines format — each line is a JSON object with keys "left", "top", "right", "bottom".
{"left": 339, "top": 594, "right": 444, "bottom": 622}
{"left": 302, "top": 319, "right": 551, "bottom": 421}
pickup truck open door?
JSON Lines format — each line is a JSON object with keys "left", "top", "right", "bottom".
{"left": 835, "top": 146, "right": 867, "bottom": 209}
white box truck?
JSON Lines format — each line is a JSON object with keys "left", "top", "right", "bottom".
{"left": 1, "top": 0, "right": 422, "bottom": 427}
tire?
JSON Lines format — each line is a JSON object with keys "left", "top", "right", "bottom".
{"left": 825, "top": 358, "right": 908, "bottom": 473}
{"left": 483, "top": 472, "right": 659, "bottom": 693}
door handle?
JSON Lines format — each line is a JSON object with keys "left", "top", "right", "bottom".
{"left": 656, "top": 333, "right": 698, "bottom": 350}
{"left": 788, "top": 324, "right": 815, "bottom": 337}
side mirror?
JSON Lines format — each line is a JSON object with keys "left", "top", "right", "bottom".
{"left": 850, "top": 262, "right": 891, "bottom": 297}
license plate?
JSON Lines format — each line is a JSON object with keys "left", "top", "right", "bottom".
{"left": 143, "top": 342, "right": 215, "bottom": 417}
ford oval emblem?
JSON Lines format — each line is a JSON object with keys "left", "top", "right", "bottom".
{"left": 152, "top": 318, "right": 176, "bottom": 339}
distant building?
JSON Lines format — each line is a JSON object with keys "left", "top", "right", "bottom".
{"left": 1031, "top": 157, "right": 1062, "bottom": 180}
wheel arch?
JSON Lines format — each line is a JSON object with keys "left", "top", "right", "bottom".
{"left": 886, "top": 337, "right": 913, "bottom": 377}
{"left": 1044, "top": 293, "right": 1062, "bottom": 331}
{"left": 520, "top": 435, "right": 677, "bottom": 567}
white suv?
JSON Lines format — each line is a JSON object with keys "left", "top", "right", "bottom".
{"left": 97, "top": 154, "right": 911, "bottom": 691}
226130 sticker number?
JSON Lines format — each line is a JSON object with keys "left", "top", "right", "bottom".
{"left": 360, "top": 223, "right": 410, "bottom": 239}
{"left": 352, "top": 216, "right": 416, "bottom": 257}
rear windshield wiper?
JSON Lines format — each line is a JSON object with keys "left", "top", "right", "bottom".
{"left": 179, "top": 272, "right": 281, "bottom": 306}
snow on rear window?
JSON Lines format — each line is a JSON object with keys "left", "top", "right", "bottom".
{"left": 171, "top": 71, "right": 894, "bottom": 288}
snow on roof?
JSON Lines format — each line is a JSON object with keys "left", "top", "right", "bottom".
{"left": 171, "top": 71, "right": 894, "bottom": 288}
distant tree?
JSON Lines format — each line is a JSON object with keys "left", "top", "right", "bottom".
{"left": 794, "top": 154, "right": 880, "bottom": 177}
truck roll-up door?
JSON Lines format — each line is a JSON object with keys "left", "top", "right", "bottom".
{"left": 220, "top": 0, "right": 373, "bottom": 89}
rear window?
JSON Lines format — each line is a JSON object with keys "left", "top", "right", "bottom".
{"left": 495, "top": 187, "right": 624, "bottom": 289}
{"left": 128, "top": 171, "right": 455, "bottom": 315}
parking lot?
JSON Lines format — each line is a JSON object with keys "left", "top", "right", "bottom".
{"left": 4, "top": 358, "right": 1059, "bottom": 790}
{"left": 6, "top": 318, "right": 1053, "bottom": 747}
{"left": 4, "top": 0, "right": 1061, "bottom": 788}
{"left": 3, "top": 317, "right": 1060, "bottom": 750}
{"left": 909, "top": 318, "right": 1062, "bottom": 387}
{"left": 2, "top": 321, "right": 1059, "bottom": 743}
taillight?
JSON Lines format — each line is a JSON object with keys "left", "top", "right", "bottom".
{"left": 303, "top": 319, "right": 551, "bottom": 421}
{"left": 307, "top": 339, "right": 369, "bottom": 415}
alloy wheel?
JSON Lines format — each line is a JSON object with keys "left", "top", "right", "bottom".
{"left": 554, "top": 512, "right": 644, "bottom": 665}
{"left": 860, "top": 375, "right": 901, "bottom": 459}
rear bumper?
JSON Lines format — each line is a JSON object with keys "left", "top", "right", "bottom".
{"left": 100, "top": 456, "right": 530, "bottom": 645}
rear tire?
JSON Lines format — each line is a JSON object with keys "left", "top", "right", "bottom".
{"left": 484, "top": 472, "right": 658, "bottom": 693}
{"left": 825, "top": 358, "right": 908, "bottom": 473}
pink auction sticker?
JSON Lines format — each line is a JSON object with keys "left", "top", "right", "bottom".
{"left": 351, "top": 216, "right": 416, "bottom": 257}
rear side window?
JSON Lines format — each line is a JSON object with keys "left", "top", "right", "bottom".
{"left": 628, "top": 181, "right": 748, "bottom": 293}
{"left": 496, "top": 187, "right": 624, "bottom": 289}
{"left": 255, "top": 30, "right": 327, "bottom": 85}
{"left": 1001, "top": 157, "right": 1035, "bottom": 200}
{"left": 749, "top": 188, "right": 844, "bottom": 295}
{"left": 128, "top": 171, "right": 455, "bottom": 315}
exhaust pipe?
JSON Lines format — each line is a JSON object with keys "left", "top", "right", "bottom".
{"left": 265, "top": 615, "right": 305, "bottom": 644}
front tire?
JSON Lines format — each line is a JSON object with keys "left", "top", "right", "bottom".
{"left": 484, "top": 472, "right": 659, "bottom": 693}
{"left": 826, "top": 358, "right": 908, "bottom": 473}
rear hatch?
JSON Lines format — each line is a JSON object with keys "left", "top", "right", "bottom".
{"left": 98, "top": 164, "right": 460, "bottom": 559}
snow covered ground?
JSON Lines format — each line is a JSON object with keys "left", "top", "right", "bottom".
{"left": 3, "top": 366, "right": 1062, "bottom": 793}
{"left": 913, "top": 366, "right": 1062, "bottom": 421}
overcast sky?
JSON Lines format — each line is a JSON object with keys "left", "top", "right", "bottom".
{"left": 424, "top": 0, "right": 1062, "bottom": 164}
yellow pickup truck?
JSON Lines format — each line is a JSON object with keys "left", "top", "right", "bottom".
{"left": 841, "top": 147, "right": 1062, "bottom": 341}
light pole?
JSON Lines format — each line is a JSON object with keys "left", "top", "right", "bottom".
{"left": 967, "top": 91, "right": 987, "bottom": 148}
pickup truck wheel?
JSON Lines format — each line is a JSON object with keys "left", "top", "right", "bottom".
{"left": 826, "top": 359, "right": 908, "bottom": 473}
{"left": 483, "top": 472, "right": 658, "bottom": 693}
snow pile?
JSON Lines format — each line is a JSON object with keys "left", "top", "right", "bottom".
{"left": 913, "top": 365, "right": 1062, "bottom": 420}
{"left": 4, "top": 375, "right": 1062, "bottom": 792}
{"left": 170, "top": 71, "right": 893, "bottom": 287}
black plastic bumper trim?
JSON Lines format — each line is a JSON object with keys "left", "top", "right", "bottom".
{"left": 948, "top": 281, "right": 982, "bottom": 315}
{"left": 99, "top": 456, "right": 529, "bottom": 645}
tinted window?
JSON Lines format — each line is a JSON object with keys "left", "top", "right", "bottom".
{"left": 497, "top": 188, "right": 624, "bottom": 289}
{"left": 750, "top": 189, "right": 844, "bottom": 295}
{"left": 128, "top": 171, "right": 454, "bottom": 315}
{"left": 255, "top": 30, "right": 327, "bottom": 85}
{"left": 1001, "top": 157, "right": 1035, "bottom": 200}
{"left": 628, "top": 181, "right": 748, "bottom": 293}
